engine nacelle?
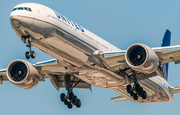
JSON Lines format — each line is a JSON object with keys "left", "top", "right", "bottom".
{"left": 6, "top": 59, "right": 40, "bottom": 89}
{"left": 125, "top": 43, "right": 159, "bottom": 74}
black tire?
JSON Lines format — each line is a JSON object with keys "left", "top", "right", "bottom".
{"left": 135, "top": 83, "right": 140, "bottom": 92}
{"left": 67, "top": 103, "right": 73, "bottom": 109}
{"left": 76, "top": 99, "right": 81, "bottom": 108}
{"left": 25, "top": 52, "right": 30, "bottom": 59}
{"left": 130, "top": 91, "right": 134, "bottom": 97}
{"left": 133, "top": 94, "right": 138, "bottom": 100}
{"left": 69, "top": 92, "right": 74, "bottom": 101}
{"left": 30, "top": 51, "right": 35, "bottom": 58}
{"left": 60, "top": 93, "right": 66, "bottom": 102}
{"left": 64, "top": 99, "right": 68, "bottom": 105}
{"left": 142, "top": 91, "right": 147, "bottom": 99}
{"left": 138, "top": 87, "right": 143, "bottom": 97}
{"left": 126, "top": 85, "right": 132, "bottom": 93}
{"left": 73, "top": 96, "right": 78, "bottom": 105}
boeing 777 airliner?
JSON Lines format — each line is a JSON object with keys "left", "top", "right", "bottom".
{"left": 1, "top": 3, "right": 180, "bottom": 109}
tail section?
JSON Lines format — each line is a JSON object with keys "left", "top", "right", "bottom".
{"left": 161, "top": 29, "right": 171, "bottom": 47}
{"left": 160, "top": 29, "right": 171, "bottom": 81}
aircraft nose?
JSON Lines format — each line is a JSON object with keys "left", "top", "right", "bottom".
{"left": 10, "top": 16, "right": 21, "bottom": 28}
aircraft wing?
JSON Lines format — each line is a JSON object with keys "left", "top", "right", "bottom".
{"left": 153, "top": 45, "right": 180, "bottom": 64}
{"left": 97, "top": 45, "right": 180, "bottom": 80}
{"left": 0, "top": 69, "right": 7, "bottom": 85}
{"left": 0, "top": 59, "right": 91, "bottom": 91}
{"left": 98, "top": 50, "right": 127, "bottom": 72}
{"left": 169, "top": 87, "right": 180, "bottom": 94}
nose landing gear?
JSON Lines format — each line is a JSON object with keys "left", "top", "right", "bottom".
{"left": 22, "top": 35, "right": 36, "bottom": 59}
{"left": 25, "top": 51, "right": 35, "bottom": 59}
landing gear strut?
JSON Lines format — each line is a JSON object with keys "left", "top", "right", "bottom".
{"left": 124, "top": 69, "right": 147, "bottom": 100}
{"left": 23, "top": 35, "right": 35, "bottom": 59}
{"left": 60, "top": 75, "right": 81, "bottom": 109}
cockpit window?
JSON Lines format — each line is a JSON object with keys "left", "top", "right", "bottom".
{"left": 12, "top": 7, "right": 32, "bottom": 12}
{"left": 28, "top": 8, "right": 32, "bottom": 11}
{"left": 18, "top": 7, "right": 23, "bottom": 10}
{"left": 12, "top": 8, "right": 17, "bottom": 11}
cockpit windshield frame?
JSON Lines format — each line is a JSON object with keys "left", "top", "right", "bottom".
{"left": 12, "top": 7, "right": 32, "bottom": 12}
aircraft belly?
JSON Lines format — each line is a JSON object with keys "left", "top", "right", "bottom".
{"left": 74, "top": 67, "right": 125, "bottom": 89}
{"left": 12, "top": 16, "right": 95, "bottom": 67}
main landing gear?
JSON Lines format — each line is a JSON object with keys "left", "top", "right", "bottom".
{"left": 24, "top": 35, "right": 36, "bottom": 59}
{"left": 123, "top": 69, "right": 147, "bottom": 100}
{"left": 126, "top": 83, "right": 147, "bottom": 100}
{"left": 60, "top": 92, "right": 81, "bottom": 109}
{"left": 60, "top": 75, "right": 81, "bottom": 109}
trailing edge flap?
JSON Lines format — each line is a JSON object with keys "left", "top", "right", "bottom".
{"left": 169, "top": 87, "right": 180, "bottom": 94}
{"left": 111, "top": 96, "right": 128, "bottom": 102}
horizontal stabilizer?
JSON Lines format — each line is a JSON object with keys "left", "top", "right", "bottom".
{"left": 169, "top": 87, "right": 180, "bottom": 94}
{"left": 111, "top": 96, "right": 128, "bottom": 102}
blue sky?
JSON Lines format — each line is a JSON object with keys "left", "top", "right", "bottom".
{"left": 1, "top": 0, "right": 180, "bottom": 115}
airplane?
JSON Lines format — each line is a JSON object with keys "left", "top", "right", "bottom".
{"left": 1, "top": 2, "right": 180, "bottom": 109}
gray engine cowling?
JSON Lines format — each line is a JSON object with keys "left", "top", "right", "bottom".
{"left": 125, "top": 43, "right": 159, "bottom": 74}
{"left": 6, "top": 59, "right": 40, "bottom": 89}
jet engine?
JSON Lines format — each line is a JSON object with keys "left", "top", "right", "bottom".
{"left": 6, "top": 59, "right": 40, "bottom": 89}
{"left": 125, "top": 43, "right": 159, "bottom": 74}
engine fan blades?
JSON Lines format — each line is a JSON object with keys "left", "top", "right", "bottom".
{"left": 129, "top": 46, "right": 146, "bottom": 66}
{"left": 10, "top": 62, "right": 27, "bottom": 82}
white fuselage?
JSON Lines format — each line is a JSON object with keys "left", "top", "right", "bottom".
{"left": 10, "top": 3, "right": 174, "bottom": 103}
